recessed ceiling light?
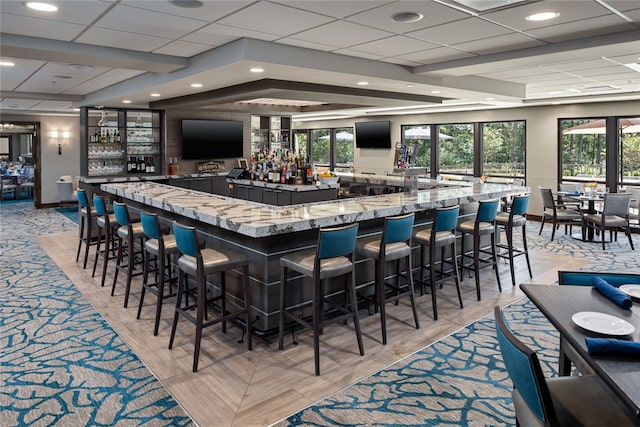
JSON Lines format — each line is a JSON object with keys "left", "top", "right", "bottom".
{"left": 391, "top": 12, "right": 424, "bottom": 23}
{"left": 25, "top": 2, "right": 58, "bottom": 12}
{"left": 486, "top": 97, "right": 495, "bottom": 101}
{"left": 150, "top": 93, "right": 161, "bottom": 97}
{"left": 190, "top": 83, "right": 203, "bottom": 88}
{"left": 357, "top": 81, "right": 369, "bottom": 86}
{"left": 525, "top": 11, "right": 559, "bottom": 21}
{"left": 122, "top": 100, "right": 132, "bottom": 104}
{"left": 168, "top": 0, "right": 204, "bottom": 8}
{"left": 431, "top": 90, "right": 442, "bottom": 94}
{"left": 249, "top": 67, "right": 264, "bottom": 73}
{"left": 407, "top": 84, "right": 414, "bottom": 88}
{"left": 0, "top": 61, "right": 15, "bottom": 67}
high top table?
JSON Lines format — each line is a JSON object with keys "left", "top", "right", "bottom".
{"left": 102, "top": 181, "right": 527, "bottom": 335}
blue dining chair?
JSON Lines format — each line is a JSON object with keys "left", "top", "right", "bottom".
{"left": 494, "top": 305, "right": 638, "bottom": 427}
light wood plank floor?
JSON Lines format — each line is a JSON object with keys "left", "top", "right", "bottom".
{"left": 37, "top": 229, "right": 586, "bottom": 427}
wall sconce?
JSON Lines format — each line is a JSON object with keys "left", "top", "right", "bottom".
{"left": 52, "top": 130, "right": 69, "bottom": 155}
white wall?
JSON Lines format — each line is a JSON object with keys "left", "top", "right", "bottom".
{"left": 295, "top": 100, "right": 640, "bottom": 215}
{"left": 2, "top": 113, "right": 80, "bottom": 205}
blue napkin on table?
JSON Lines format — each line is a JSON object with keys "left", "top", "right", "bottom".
{"left": 592, "top": 276, "right": 633, "bottom": 309}
{"left": 566, "top": 192, "right": 581, "bottom": 197}
{"left": 586, "top": 338, "right": 640, "bottom": 358}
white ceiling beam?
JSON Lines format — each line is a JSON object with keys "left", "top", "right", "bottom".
{"left": 0, "top": 33, "right": 188, "bottom": 73}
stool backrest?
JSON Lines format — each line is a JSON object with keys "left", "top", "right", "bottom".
{"left": 477, "top": 199, "right": 499, "bottom": 222}
{"left": 510, "top": 195, "right": 530, "bottom": 216}
{"left": 112, "top": 201, "right": 131, "bottom": 226}
{"left": 77, "top": 188, "right": 90, "bottom": 208}
{"left": 173, "top": 221, "right": 201, "bottom": 257}
{"left": 434, "top": 205, "right": 460, "bottom": 232}
{"left": 317, "top": 223, "right": 358, "bottom": 260}
{"left": 383, "top": 213, "right": 415, "bottom": 244}
{"left": 93, "top": 195, "right": 108, "bottom": 216}
{"left": 140, "top": 211, "right": 161, "bottom": 239}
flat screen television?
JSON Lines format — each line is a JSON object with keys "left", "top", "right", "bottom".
{"left": 355, "top": 120, "right": 391, "bottom": 149}
{"left": 181, "top": 119, "right": 244, "bottom": 160}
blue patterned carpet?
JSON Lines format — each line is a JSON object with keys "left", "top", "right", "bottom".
{"left": 277, "top": 222, "right": 639, "bottom": 427}
{"left": 0, "top": 203, "right": 193, "bottom": 426}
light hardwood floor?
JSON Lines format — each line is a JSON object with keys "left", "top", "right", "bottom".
{"left": 37, "top": 229, "right": 586, "bottom": 427}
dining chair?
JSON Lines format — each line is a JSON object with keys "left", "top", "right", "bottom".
{"left": 356, "top": 212, "right": 419, "bottom": 345}
{"left": 581, "top": 192, "right": 634, "bottom": 250}
{"left": 413, "top": 205, "right": 463, "bottom": 320}
{"left": 112, "top": 202, "right": 146, "bottom": 308}
{"left": 1, "top": 177, "right": 18, "bottom": 201}
{"left": 494, "top": 305, "right": 638, "bottom": 427}
{"left": 278, "top": 223, "right": 364, "bottom": 376}
{"left": 627, "top": 187, "right": 640, "bottom": 229}
{"left": 538, "top": 187, "right": 582, "bottom": 241}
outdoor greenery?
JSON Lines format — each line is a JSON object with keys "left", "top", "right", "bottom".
{"left": 482, "top": 121, "right": 526, "bottom": 177}
{"left": 310, "top": 128, "right": 354, "bottom": 166}
{"left": 438, "top": 124, "right": 474, "bottom": 174}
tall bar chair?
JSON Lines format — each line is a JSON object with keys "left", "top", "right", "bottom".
{"left": 356, "top": 213, "right": 419, "bottom": 345}
{"left": 496, "top": 194, "right": 532, "bottom": 287}
{"left": 278, "top": 223, "right": 364, "bottom": 376}
{"left": 111, "top": 202, "right": 146, "bottom": 308}
{"left": 76, "top": 188, "right": 98, "bottom": 269}
{"left": 169, "top": 221, "right": 252, "bottom": 372}
{"left": 457, "top": 199, "right": 501, "bottom": 301}
{"left": 137, "top": 211, "right": 178, "bottom": 336}
{"left": 413, "top": 205, "right": 463, "bottom": 320}
{"left": 92, "top": 194, "right": 119, "bottom": 288}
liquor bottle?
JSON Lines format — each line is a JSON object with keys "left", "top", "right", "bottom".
{"left": 168, "top": 158, "right": 174, "bottom": 175}
{"left": 148, "top": 157, "right": 154, "bottom": 173}
{"left": 139, "top": 156, "right": 146, "bottom": 173}
{"left": 127, "top": 157, "right": 132, "bottom": 173}
{"left": 130, "top": 156, "right": 137, "bottom": 173}
{"left": 172, "top": 158, "right": 179, "bottom": 175}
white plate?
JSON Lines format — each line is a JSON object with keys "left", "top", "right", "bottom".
{"left": 619, "top": 285, "right": 640, "bottom": 300}
{"left": 571, "top": 311, "right": 635, "bottom": 336}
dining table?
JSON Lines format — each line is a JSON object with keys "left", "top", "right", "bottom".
{"left": 520, "top": 283, "right": 640, "bottom": 418}
{"left": 559, "top": 191, "right": 605, "bottom": 241}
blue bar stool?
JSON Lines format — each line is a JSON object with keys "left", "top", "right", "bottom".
{"left": 169, "top": 221, "right": 252, "bottom": 372}
{"left": 413, "top": 205, "right": 463, "bottom": 320}
{"left": 457, "top": 199, "right": 501, "bottom": 300}
{"left": 137, "top": 211, "right": 179, "bottom": 336}
{"left": 92, "top": 194, "right": 119, "bottom": 288}
{"left": 278, "top": 223, "right": 364, "bottom": 376}
{"left": 496, "top": 194, "right": 532, "bottom": 287}
{"left": 76, "top": 188, "right": 98, "bottom": 269}
{"left": 111, "top": 202, "right": 146, "bottom": 308}
{"left": 356, "top": 213, "right": 419, "bottom": 345}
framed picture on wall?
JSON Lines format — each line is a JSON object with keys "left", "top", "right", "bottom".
{"left": 238, "top": 159, "right": 248, "bottom": 169}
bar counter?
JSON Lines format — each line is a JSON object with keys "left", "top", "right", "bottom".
{"left": 101, "top": 181, "right": 528, "bottom": 334}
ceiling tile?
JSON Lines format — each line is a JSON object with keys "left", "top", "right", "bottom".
{"left": 95, "top": 4, "right": 208, "bottom": 39}
{"left": 76, "top": 27, "right": 171, "bottom": 52}
{"left": 291, "top": 21, "right": 394, "bottom": 49}
{"left": 0, "top": 0, "right": 112, "bottom": 25}
{"left": 349, "top": 35, "right": 439, "bottom": 57}
{"left": 344, "top": 1, "right": 471, "bottom": 33}
{"left": 0, "top": 58, "right": 46, "bottom": 91}
{"left": 394, "top": 46, "right": 476, "bottom": 65}
{"left": 525, "top": 15, "right": 636, "bottom": 42}
{"left": 218, "top": 2, "right": 336, "bottom": 37}
{"left": 406, "top": 17, "right": 513, "bottom": 45}
{"left": 183, "top": 23, "right": 280, "bottom": 44}
{"left": 63, "top": 69, "right": 145, "bottom": 95}
{"left": 30, "top": 101, "right": 77, "bottom": 111}
{"left": 0, "top": 13, "right": 86, "bottom": 41}
{"left": 453, "top": 32, "right": 545, "bottom": 55}
{"left": 153, "top": 40, "right": 215, "bottom": 57}
{"left": 121, "top": 0, "right": 254, "bottom": 21}
{"left": 0, "top": 99, "right": 41, "bottom": 110}
{"left": 270, "top": 1, "right": 390, "bottom": 19}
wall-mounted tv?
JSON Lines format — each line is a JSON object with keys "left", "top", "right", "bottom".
{"left": 181, "top": 119, "right": 244, "bottom": 160}
{"left": 355, "top": 120, "right": 391, "bottom": 149}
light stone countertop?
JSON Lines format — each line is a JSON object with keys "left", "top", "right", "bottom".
{"left": 101, "top": 181, "right": 527, "bottom": 238}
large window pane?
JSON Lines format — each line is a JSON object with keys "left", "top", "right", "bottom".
{"left": 334, "top": 127, "right": 354, "bottom": 168}
{"left": 311, "top": 129, "right": 330, "bottom": 166}
{"left": 560, "top": 118, "right": 607, "bottom": 183}
{"left": 401, "top": 125, "right": 430, "bottom": 170}
{"left": 482, "top": 121, "right": 525, "bottom": 179}
{"left": 438, "top": 124, "right": 474, "bottom": 175}
{"left": 619, "top": 117, "right": 640, "bottom": 186}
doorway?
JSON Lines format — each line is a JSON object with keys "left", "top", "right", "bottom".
{"left": 0, "top": 121, "right": 40, "bottom": 207}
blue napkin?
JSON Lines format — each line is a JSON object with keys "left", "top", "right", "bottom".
{"left": 566, "top": 192, "right": 581, "bottom": 196}
{"left": 592, "top": 276, "right": 633, "bottom": 309}
{"left": 586, "top": 338, "right": 640, "bottom": 358}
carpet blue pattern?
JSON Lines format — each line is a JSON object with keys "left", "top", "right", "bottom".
{"left": 0, "top": 203, "right": 193, "bottom": 426}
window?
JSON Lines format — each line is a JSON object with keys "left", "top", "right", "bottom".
{"left": 310, "top": 129, "right": 330, "bottom": 166}
{"left": 560, "top": 118, "right": 607, "bottom": 185}
{"left": 482, "top": 121, "right": 525, "bottom": 180}
{"left": 619, "top": 117, "right": 640, "bottom": 186}
{"left": 438, "top": 124, "right": 474, "bottom": 176}
{"left": 401, "top": 125, "right": 430, "bottom": 170}
{"left": 334, "top": 127, "right": 354, "bottom": 168}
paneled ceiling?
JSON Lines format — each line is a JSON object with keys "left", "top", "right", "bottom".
{"left": 1, "top": 0, "right": 639, "bottom": 119}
